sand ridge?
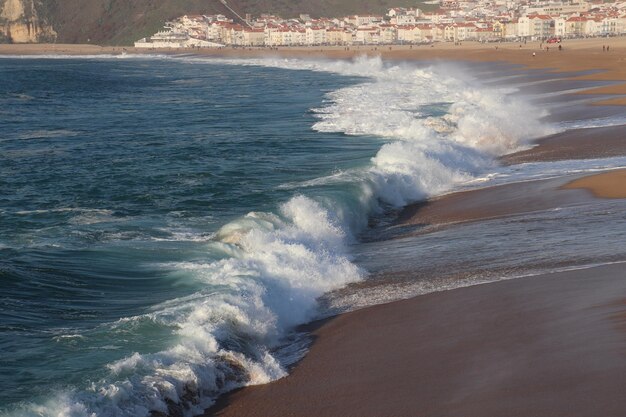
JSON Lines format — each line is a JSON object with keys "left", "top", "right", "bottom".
{"left": 563, "top": 168, "right": 626, "bottom": 198}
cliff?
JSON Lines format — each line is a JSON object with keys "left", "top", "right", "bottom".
{"left": 0, "top": 0, "right": 56, "bottom": 43}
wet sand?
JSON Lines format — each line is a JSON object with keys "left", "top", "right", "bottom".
{"left": 502, "top": 125, "right": 626, "bottom": 165}
{"left": 4, "top": 38, "right": 626, "bottom": 417}
{"left": 395, "top": 175, "right": 593, "bottom": 229}
{"left": 394, "top": 127, "right": 626, "bottom": 231}
{"left": 209, "top": 263, "right": 626, "bottom": 417}
{"left": 563, "top": 168, "right": 626, "bottom": 198}
{"left": 200, "top": 38, "right": 626, "bottom": 416}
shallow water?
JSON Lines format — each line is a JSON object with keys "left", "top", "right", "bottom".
{"left": 325, "top": 196, "right": 626, "bottom": 314}
{"left": 1, "top": 55, "right": 624, "bottom": 417}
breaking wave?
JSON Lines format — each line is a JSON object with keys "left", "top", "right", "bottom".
{"left": 7, "top": 56, "right": 552, "bottom": 417}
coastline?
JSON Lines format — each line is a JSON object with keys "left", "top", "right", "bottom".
{"left": 563, "top": 168, "right": 626, "bottom": 198}
{"left": 200, "top": 37, "right": 626, "bottom": 416}
{"left": 501, "top": 125, "right": 626, "bottom": 165}
{"left": 210, "top": 263, "right": 626, "bottom": 417}
{"left": 1, "top": 37, "right": 625, "bottom": 101}
{"left": 3, "top": 39, "right": 625, "bottom": 416}
{"left": 395, "top": 174, "right": 596, "bottom": 230}
{"left": 206, "top": 170, "right": 626, "bottom": 416}
{"left": 391, "top": 168, "right": 626, "bottom": 237}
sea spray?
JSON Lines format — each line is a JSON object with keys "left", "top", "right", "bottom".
{"left": 8, "top": 195, "right": 361, "bottom": 417}
{"left": 217, "top": 56, "right": 551, "bottom": 205}
{"left": 121, "top": 57, "right": 552, "bottom": 414}
{"left": 2, "top": 56, "right": 554, "bottom": 417}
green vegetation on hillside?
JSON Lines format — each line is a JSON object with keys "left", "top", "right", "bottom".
{"left": 40, "top": 0, "right": 436, "bottom": 45}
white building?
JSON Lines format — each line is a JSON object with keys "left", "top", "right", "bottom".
{"left": 306, "top": 26, "right": 327, "bottom": 45}
{"left": 134, "top": 30, "right": 223, "bottom": 48}
{"left": 525, "top": 1, "right": 589, "bottom": 15}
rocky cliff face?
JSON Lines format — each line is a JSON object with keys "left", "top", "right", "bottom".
{"left": 0, "top": 0, "right": 56, "bottom": 43}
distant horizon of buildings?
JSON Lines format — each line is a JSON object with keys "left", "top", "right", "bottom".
{"left": 135, "top": 0, "right": 626, "bottom": 48}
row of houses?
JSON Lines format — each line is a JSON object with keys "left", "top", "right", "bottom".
{"left": 135, "top": 1, "right": 626, "bottom": 48}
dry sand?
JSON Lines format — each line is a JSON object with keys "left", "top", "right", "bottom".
{"left": 563, "top": 168, "right": 626, "bottom": 198}
{"left": 209, "top": 264, "right": 626, "bottom": 417}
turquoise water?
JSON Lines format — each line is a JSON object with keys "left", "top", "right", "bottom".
{"left": 0, "top": 58, "right": 378, "bottom": 414}
{"left": 1, "top": 55, "right": 625, "bottom": 416}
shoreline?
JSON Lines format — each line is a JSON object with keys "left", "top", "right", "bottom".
{"left": 3, "top": 39, "right": 625, "bottom": 416}
{"left": 563, "top": 168, "right": 626, "bottom": 198}
{"left": 392, "top": 167, "right": 626, "bottom": 236}
{"left": 1, "top": 38, "right": 625, "bottom": 108}
{"left": 199, "top": 38, "right": 626, "bottom": 416}
{"left": 395, "top": 174, "right": 594, "bottom": 231}
{"left": 501, "top": 125, "right": 626, "bottom": 165}
{"left": 209, "top": 263, "right": 626, "bottom": 417}
{"left": 0, "top": 37, "right": 625, "bottom": 77}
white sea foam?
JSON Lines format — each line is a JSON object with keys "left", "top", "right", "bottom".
{"left": 10, "top": 56, "right": 559, "bottom": 417}
{"left": 471, "top": 156, "right": 626, "bottom": 187}
{"left": 231, "top": 56, "right": 551, "bottom": 206}
{"left": 13, "top": 197, "right": 361, "bottom": 417}
{"left": 556, "top": 114, "right": 626, "bottom": 131}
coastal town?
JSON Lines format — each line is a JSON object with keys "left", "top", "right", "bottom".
{"left": 134, "top": 0, "right": 626, "bottom": 48}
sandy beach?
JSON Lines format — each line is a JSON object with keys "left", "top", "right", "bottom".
{"left": 210, "top": 263, "right": 626, "bottom": 417}
{"left": 2, "top": 37, "right": 625, "bottom": 100}
{"left": 395, "top": 175, "right": 595, "bottom": 229}
{"left": 1, "top": 37, "right": 626, "bottom": 86}
{"left": 502, "top": 125, "right": 626, "bottom": 164}
{"left": 564, "top": 168, "right": 626, "bottom": 198}
{"left": 2, "top": 39, "right": 624, "bottom": 416}
{"left": 202, "top": 38, "right": 626, "bottom": 416}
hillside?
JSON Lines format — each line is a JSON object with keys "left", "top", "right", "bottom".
{"left": 1, "top": 0, "right": 434, "bottom": 45}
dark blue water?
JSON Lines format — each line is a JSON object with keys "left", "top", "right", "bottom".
{"left": 0, "top": 58, "right": 382, "bottom": 414}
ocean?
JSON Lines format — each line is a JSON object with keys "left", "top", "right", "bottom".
{"left": 1, "top": 55, "right": 625, "bottom": 417}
